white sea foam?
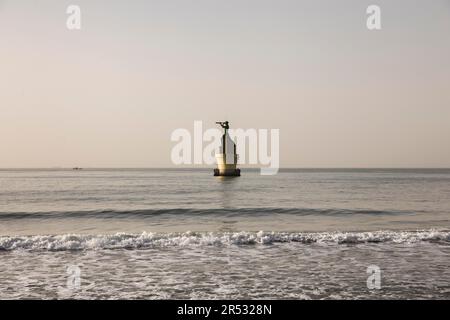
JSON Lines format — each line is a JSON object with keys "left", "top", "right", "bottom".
{"left": 0, "top": 229, "right": 449, "bottom": 251}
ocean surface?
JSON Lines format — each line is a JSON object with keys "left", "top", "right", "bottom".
{"left": 0, "top": 168, "right": 449, "bottom": 299}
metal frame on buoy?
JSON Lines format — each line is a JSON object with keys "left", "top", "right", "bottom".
{"left": 214, "top": 121, "right": 241, "bottom": 176}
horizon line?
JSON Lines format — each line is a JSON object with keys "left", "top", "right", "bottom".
{"left": 1, "top": 167, "right": 449, "bottom": 170}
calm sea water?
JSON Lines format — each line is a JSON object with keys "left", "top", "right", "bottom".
{"left": 1, "top": 168, "right": 449, "bottom": 299}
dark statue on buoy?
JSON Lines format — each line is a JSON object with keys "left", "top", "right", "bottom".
{"left": 214, "top": 121, "right": 240, "bottom": 176}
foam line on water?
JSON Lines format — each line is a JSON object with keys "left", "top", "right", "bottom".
{"left": 0, "top": 229, "right": 448, "bottom": 251}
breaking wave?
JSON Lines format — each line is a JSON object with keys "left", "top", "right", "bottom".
{"left": 0, "top": 229, "right": 449, "bottom": 251}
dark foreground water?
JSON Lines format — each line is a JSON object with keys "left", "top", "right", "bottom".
{"left": 0, "top": 168, "right": 449, "bottom": 299}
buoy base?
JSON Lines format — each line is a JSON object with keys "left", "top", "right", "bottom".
{"left": 214, "top": 168, "right": 241, "bottom": 176}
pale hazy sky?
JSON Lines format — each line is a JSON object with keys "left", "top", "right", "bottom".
{"left": 1, "top": 0, "right": 449, "bottom": 167}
